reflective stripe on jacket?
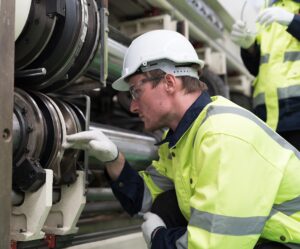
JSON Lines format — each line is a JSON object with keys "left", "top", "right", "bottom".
{"left": 140, "top": 96, "right": 300, "bottom": 248}
{"left": 254, "top": 0, "right": 300, "bottom": 130}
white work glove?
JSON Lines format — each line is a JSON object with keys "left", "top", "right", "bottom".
{"left": 231, "top": 20, "right": 256, "bottom": 49}
{"left": 63, "top": 130, "right": 119, "bottom": 163}
{"left": 257, "top": 7, "right": 294, "bottom": 27}
{"left": 141, "top": 212, "right": 166, "bottom": 249}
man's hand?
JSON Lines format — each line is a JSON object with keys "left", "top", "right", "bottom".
{"left": 141, "top": 212, "right": 166, "bottom": 249}
{"left": 63, "top": 130, "right": 119, "bottom": 163}
{"left": 231, "top": 20, "right": 256, "bottom": 49}
{"left": 257, "top": 7, "right": 294, "bottom": 27}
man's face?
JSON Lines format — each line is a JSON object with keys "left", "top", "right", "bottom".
{"left": 128, "top": 74, "right": 170, "bottom": 132}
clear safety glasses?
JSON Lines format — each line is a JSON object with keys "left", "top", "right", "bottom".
{"left": 129, "top": 76, "right": 164, "bottom": 100}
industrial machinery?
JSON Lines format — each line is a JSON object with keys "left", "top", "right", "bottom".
{"left": 0, "top": 0, "right": 256, "bottom": 248}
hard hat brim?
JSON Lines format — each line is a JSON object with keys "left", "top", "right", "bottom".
{"left": 112, "top": 75, "right": 130, "bottom": 91}
{"left": 112, "top": 59, "right": 205, "bottom": 92}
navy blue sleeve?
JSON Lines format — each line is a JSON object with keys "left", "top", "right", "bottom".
{"left": 287, "top": 14, "right": 300, "bottom": 40}
{"left": 151, "top": 227, "right": 187, "bottom": 249}
{"left": 241, "top": 42, "right": 261, "bottom": 76}
{"left": 107, "top": 161, "right": 144, "bottom": 216}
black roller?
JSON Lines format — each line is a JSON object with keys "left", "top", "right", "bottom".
{"left": 49, "top": 0, "right": 100, "bottom": 92}
{"left": 15, "top": 0, "right": 57, "bottom": 70}
{"left": 16, "top": 0, "right": 87, "bottom": 91}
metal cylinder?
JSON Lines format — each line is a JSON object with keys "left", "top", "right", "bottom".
{"left": 87, "top": 188, "right": 116, "bottom": 201}
{"left": 88, "top": 37, "right": 127, "bottom": 81}
{"left": 82, "top": 201, "right": 123, "bottom": 214}
{"left": 90, "top": 123, "right": 158, "bottom": 169}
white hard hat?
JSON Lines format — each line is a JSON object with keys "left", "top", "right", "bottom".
{"left": 112, "top": 29, "right": 204, "bottom": 91}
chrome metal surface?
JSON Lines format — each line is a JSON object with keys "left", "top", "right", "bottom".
{"left": 29, "top": 92, "right": 64, "bottom": 183}
{"left": 13, "top": 88, "right": 45, "bottom": 166}
{"left": 90, "top": 123, "right": 158, "bottom": 168}
{"left": 87, "top": 188, "right": 116, "bottom": 201}
{"left": 83, "top": 201, "right": 122, "bottom": 213}
{"left": 89, "top": 37, "right": 127, "bottom": 81}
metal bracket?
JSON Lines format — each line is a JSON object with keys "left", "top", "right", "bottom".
{"left": 43, "top": 171, "right": 86, "bottom": 235}
{"left": 99, "top": 0, "right": 109, "bottom": 87}
{"left": 10, "top": 169, "right": 53, "bottom": 241}
{"left": 46, "top": 0, "right": 66, "bottom": 17}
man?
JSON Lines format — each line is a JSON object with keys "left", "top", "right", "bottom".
{"left": 231, "top": 0, "right": 300, "bottom": 150}
{"left": 64, "top": 30, "right": 300, "bottom": 248}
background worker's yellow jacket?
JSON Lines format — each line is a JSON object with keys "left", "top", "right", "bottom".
{"left": 140, "top": 96, "right": 300, "bottom": 248}
{"left": 254, "top": 0, "right": 300, "bottom": 131}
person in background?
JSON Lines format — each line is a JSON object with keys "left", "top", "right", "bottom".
{"left": 64, "top": 30, "right": 300, "bottom": 249}
{"left": 231, "top": 0, "right": 300, "bottom": 150}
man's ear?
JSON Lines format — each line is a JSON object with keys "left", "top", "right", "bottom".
{"left": 164, "top": 74, "right": 177, "bottom": 93}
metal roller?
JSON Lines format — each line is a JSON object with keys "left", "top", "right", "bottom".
{"left": 15, "top": 0, "right": 32, "bottom": 41}
{"left": 15, "top": 0, "right": 57, "bottom": 70}
{"left": 15, "top": 0, "right": 101, "bottom": 92}
{"left": 13, "top": 89, "right": 86, "bottom": 189}
{"left": 49, "top": 0, "right": 101, "bottom": 91}
{"left": 13, "top": 89, "right": 46, "bottom": 192}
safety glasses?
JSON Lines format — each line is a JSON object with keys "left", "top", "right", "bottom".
{"left": 129, "top": 76, "right": 164, "bottom": 100}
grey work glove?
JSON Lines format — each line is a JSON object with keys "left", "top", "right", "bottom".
{"left": 63, "top": 130, "right": 119, "bottom": 163}
{"left": 141, "top": 212, "right": 166, "bottom": 249}
{"left": 231, "top": 20, "right": 256, "bottom": 49}
{"left": 257, "top": 7, "right": 294, "bottom": 27}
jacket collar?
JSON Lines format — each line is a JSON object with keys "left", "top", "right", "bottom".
{"left": 156, "top": 91, "right": 211, "bottom": 148}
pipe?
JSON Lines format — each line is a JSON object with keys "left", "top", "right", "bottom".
{"left": 82, "top": 201, "right": 123, "bottom": 214}
{"left": 87, "top": 188, "right": 116, "bottom": 201}
{"left": 90, "top": 123, "right": 158, "bottom": 169}
{"left": 89, "top": 37, "right": 127, "bottom": 80}
{"left": 12, "top": 189, "right": 61, "bottom": 206}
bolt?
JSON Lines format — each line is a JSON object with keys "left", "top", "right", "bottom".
{"left": 21, "top": 107, "right": 27, "bottom": 115}
{"left": 26, "top": 126, "right": 33, "bottom": 133}
{"left": 2, "top": 129, "right": 10, "bottom": 141}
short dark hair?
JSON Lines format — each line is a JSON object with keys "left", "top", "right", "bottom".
{"left": 145, "top": 67, "right": 208, "bottom": 93}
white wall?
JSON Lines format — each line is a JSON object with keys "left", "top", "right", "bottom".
{"left": 217, "top": 0, "right": 264, "bottom": 33}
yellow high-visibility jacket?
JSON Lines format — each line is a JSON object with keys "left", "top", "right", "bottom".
{"left": 140, "top": 96, "right": 300, "bottom": 248}
{"left": 253, "top": 0, "right": 300, "bottom": 130}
